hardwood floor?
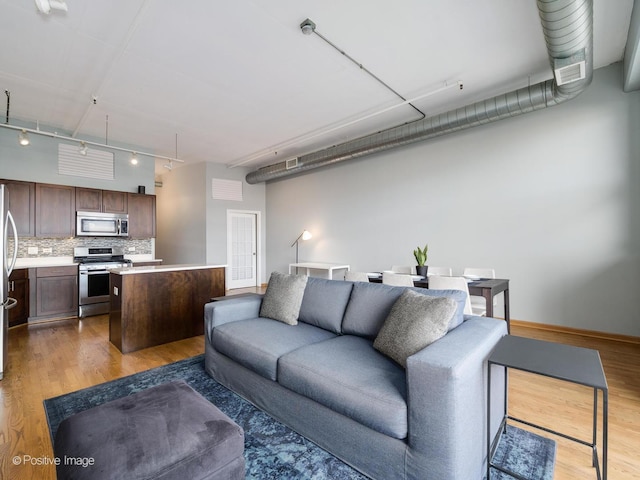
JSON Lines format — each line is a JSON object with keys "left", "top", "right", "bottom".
{"left": 0, "top": 296, "right": 638, "bottom": 479}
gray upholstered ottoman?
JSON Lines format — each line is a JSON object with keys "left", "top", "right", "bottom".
{"left": 53, "top": 380, "right": 245, "bottom": 480}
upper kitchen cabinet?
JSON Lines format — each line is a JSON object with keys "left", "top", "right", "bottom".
{"left": 76, "top": 188, "right": 127, "bottom": 214}
{"left": 127, "top": 193, "right": 156, "bottom": 238}
{"left": 1, "top": 179, "right": 35, "bottom": 236}
{"left": 35, "top": 183, "right": 75, "bottom": 237}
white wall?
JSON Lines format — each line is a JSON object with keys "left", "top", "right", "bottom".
{"left": 156, "top": 162, "right": 267, "bottom": 283}
{"left": 265, "top": 63, "right": 640, "bottom": 337}
{"left": 156, "top": 162, "right": 207, "bottom": 264}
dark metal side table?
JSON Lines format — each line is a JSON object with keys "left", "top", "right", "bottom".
{"left": 487, "top": 335, "right": 608, "bottom": 480}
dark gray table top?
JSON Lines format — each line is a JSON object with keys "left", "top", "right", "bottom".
{"left": 489, "top": 335, "right": 608, "bottom": 390}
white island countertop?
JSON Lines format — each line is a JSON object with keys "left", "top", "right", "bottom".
{"left": 110, "top": 264, "right": 226, "bottom": 275}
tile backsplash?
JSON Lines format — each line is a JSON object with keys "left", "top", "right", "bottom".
{"left": 10, "top": 237, "right": 153, "bottom": 258}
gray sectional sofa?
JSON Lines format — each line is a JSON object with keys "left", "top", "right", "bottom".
{"left": 204, "top": 275, "right": 507, "bottom": 480}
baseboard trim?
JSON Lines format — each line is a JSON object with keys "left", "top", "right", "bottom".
{"left": 511, "top": 319, "right": 640, "bottom": 345}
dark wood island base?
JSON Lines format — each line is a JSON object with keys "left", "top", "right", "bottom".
{"left": 109, "top": 265, "right": 225, "bottom": 353}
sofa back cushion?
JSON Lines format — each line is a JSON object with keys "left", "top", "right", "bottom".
{"left": 341, "top": 281, "right": 467, "bottom": 339}
{"left": 298, "top": 277, "right": 354, "bottom": 334}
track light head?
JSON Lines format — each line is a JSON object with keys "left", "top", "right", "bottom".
{"left": 300, "top": 18, "right": 316, "bottom": 35}
{"left": 35, "top": 0, "right": 68, "bottom": 15}
{"left": 163, "top": 160, "right": 173, "bottom": 171}
{"left": 79, "top": 142, "right": 88, "bottom": 156}
{"left": 18, "top": 130, "right": 30, "bottom": 146}
{"left": 130, "top": 153, "right": 139, "bottom": 165}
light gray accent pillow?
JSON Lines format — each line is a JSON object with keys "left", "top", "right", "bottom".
{"left": 259, "top": 271, "right": 308, "bottom": 325}
{"left": 373, "top": 289, "right": 457, "bottom": 367}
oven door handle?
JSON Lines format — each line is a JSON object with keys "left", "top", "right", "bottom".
{"left": 80, "top": 270, "right": 109, "bottom": 275}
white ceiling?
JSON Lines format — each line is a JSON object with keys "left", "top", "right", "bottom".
{"left": 0, "top": 0, "right": 635, "bottom": 177}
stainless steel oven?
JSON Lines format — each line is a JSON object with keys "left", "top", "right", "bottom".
{"left": 75, "top": 247, "right": 131, "bottom": 317}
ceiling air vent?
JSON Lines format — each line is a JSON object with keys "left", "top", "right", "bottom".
{"left": 286, "top": 158, "right": 299, "bottom": 170}
{"left": 553, "top": 50, "right": 586, "bottom": 86}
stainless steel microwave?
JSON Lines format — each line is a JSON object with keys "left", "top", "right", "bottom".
{"left": 76, "top": 211, "right": 129, "bottom": 237}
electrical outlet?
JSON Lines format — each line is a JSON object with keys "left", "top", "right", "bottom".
{"left": 128, "top": 247, "right": 136, "bottom": 252}
{"left": 28, "top": 246, "right": 38, "bottom": 255}
{"left": 42, "top": 247, "right": 53, "bottom": 254}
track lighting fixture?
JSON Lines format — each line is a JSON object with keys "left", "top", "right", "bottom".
{"left": 35, "top": 0, "right": 68, "bottom": 15}
{"left": 130, "top": 152, "right": 139, "bottom": 165}
{"left": 79, "top": 142, "right": 88, "bottom": 156}
{"left": 163, "top": 160, "right": 173, "bottom": 171}
{"left": 1, "top": 123, "right": 185, "bottom": 166}
{"left": 18, "top": 130, "right": 30, "bottom": 146}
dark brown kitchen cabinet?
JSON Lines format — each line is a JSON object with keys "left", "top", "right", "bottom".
{"left": 33, "top": 266, "right": 78, "bottom": 319}
{"left": 1, "top": 179, "right": 35, "bottom": 237}
{"left": 76, "top": 188, "right": 127, "bottom": 214}
{"left": 102, "top": 190, "right": 128, "bottom": 213}
{"left": 8, "top": 269, "right": 29, "bottom": 327}
{"left": 35, "top": 183, "right": 75, "bottom": 237}
{"left": 75, "top": 187, "right": 102, "bottom": 212}
{"left": 127, "top": 193, "right": 156, "bottom": 238}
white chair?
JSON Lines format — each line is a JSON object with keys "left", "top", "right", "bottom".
{"left": 391, "top": 265, "right": 413, "bottom": 274}
{"left": 428, "top": 275, "right": 474, "bottom": 315}
{"left": 345, "top": 271, "right": 370, "bottom": 282}
{"left": 428, "top": 266, "right": 452, "bottom": 276}
{"left": 463, "top": 267, "right": 496, "bottom": 316}
{"left": 382, "top": 272, "right": 415, "bottom": 287}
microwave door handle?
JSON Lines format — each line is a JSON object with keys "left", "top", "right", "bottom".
{"left": 5, "top": 210, "right": 18, "bottom": 277}
{"left": 117, "top": 218, "right": 121, "bottom": 234}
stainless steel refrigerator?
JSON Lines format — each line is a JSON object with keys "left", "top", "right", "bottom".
{"left": 1, "top": 184, "right": 19, "bottom": 380}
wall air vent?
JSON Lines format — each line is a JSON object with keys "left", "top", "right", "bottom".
{"left": 58, "top": 143, "right": 114, "bottom": 180}
{"left": 554, "top": 50, "right": 586, "bottom": 86}
{"left": 286, "top": 158, "right": 299, "bottom": 170}
{"left": 212, "top": 178, "right": 243, "bottom": 201}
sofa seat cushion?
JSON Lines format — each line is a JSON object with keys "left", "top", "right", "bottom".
{"left": 278, "top": 335, "right": 408, "bottom": 439}
{"left": 342, "top": 281, "right": 468, "bottom": 339}
{"left": 212, "top": 318, "right": 336, "bottom": 381}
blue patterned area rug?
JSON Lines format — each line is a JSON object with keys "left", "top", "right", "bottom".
{"left": 44, "top": 355, "right": 555, "bottom": 480}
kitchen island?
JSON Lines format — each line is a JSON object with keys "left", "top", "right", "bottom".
{"left": 109, "top": 264, "right": 225, "bottom": 353}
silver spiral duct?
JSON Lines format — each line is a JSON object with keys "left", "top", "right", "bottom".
{"left": 246, "top": 0, "right": 593, "bottom": 184}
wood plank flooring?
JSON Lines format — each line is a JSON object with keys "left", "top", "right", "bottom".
{"left": 0, "top": 295, "right": 638, "bottom": 479}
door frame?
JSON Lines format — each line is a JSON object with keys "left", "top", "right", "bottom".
{"left": 226, "top": 209, "right": 261, "bottom": 289}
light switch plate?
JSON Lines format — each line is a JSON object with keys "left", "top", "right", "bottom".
{"left": 42, "top": 247, "right": 53, "bottom": 254}
{"left": 28, "top": 246, "right": 38, "bottom": 255}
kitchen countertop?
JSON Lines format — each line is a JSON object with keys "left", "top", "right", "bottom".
{"left": 110, "top": 264, "right": 226, "bottom": 275}
{"left": 13, "top": 255, "right": 164, "bottom": 269}
{"left": 14, "top": 257, "right": 77, "bottom": 268}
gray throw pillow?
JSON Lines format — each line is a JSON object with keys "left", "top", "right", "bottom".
{"left": 259, "top": 271, "right": 308, "bottom": 325}
{"left": 373, "top": 289, "right": 457, "bottom": 367}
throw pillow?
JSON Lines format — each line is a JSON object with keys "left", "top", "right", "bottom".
{"left": 373, "top": 289, "right": 457, "bottom": 367}
{"left": 259, "top": 271, "right": 308, "bottom": 325}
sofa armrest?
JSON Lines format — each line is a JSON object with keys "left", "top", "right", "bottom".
{"left": 405, "top": 316, "right": 507, "bottom": 480}
{"left": 204, "top": 296, "right": 264, "bottom": 343}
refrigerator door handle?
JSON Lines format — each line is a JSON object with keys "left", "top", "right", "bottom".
{"left": 3, "top": 297, "right": 17, "bottom": 310}
{"left": 5, "top": 210, "right": 18, "bottom": 277}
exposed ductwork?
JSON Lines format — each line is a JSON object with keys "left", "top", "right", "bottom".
{"left": 246, "top": 0, "right": 593, "bottom": 184}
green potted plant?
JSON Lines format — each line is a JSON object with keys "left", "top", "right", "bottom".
{"left": 413, "top": 244, "right": 428, "bottom": 277}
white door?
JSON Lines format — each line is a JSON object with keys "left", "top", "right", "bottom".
{"left": 227, "top": 211, "right": 259, "bottom": 289}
